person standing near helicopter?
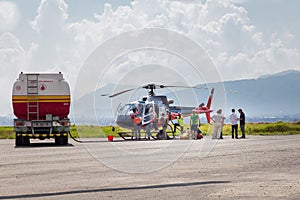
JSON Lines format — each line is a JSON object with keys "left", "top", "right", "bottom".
{"left": 190, "top": 110, "right": 200, "bottom": 140}
{"left": 238, "top": 108, "right": 246, "bottom": 139}
{"left": 157, "top": 112, "right": 169, "bottom": 139}
{"left": 164, "top": 112, "right": 170, "bottom": 139}
{"left": 173, "top": 113, "right": 184, "bottom": 134}
{"left": 131, "top": 107, "right": 141, "bottom": 140}
{"left": 211, "top": 109, "right": 225, "bottom": 139}
{"left": 229, "top": 109, "right": 239, "bottom": 139}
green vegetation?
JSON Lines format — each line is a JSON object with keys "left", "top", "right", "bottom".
{"left": 197, "top": 121, "right": 300, "bottom": 136}
{"left": 1, "top": 121, "right": 300, "bottom": 139}
{"left": 241, "top": 121, "right": 300, "bottom": 135}
{"left": 70, "top": 125, "right": 125, "bottom": 138}
{"left": 0, "top": 126, "right": 14, "bottom": 139}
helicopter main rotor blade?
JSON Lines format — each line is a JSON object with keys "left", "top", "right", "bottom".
{"left": 101, "top": 83, "right": 213, "bottom": 98}
{"left": 108, "top": 88, "right": 137, "bottom": 98}
{"left": 161, "top": 85, "right": 209, "bottom": 90}
{"left": 102, "top": 84, "right": 149, "bottom": 98}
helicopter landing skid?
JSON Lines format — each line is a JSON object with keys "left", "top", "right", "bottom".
{"left": 117, "top": 123, "right": 176, "bottom": 141}
{"left": 118, "top": 132, "right": 135, "bottom": 140}
{"left": 117, "top": 130, "right": 175, "bottom": 141}
{"left": 117, "top": 132, "right": 153, "bottom": 140}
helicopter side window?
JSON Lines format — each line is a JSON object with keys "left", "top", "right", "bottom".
{"left": 143, "top": 103, "right": 154, "bottom": 125}
{"left": 137, "top": 104, "right": 143, "bottom": 117}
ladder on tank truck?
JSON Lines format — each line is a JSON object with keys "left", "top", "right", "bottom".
{"left": 27, "top": 74, "right": 39, "bottom": 121}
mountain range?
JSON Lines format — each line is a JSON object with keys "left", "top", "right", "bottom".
{"left": 71, "top": 69, "right": 300, "bottom": 125}
{"left": 221, "top": 70, "right": 300, "bottom": 121}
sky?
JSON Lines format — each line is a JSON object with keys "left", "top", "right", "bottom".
{"left": 1, "top": 0, "right": 300, "bottom": 116}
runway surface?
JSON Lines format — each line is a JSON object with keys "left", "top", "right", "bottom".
{"left": 0, "top": 135, "right": 299, "bottom": 199}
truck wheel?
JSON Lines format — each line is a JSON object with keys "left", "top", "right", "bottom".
{"left": 55, "top": 136, "right": 62, "bottom": 145}
{"left": 62, "top": 135, "right": 68, "bottom": 145}
{"left": 55, "top": 135, "right": 68, "bottom": 145}
{"left": 15, "top": 133, "right": 22, "bottom": 146}
{"left": 23, "top": 136, "right": 30, "bottom": 145}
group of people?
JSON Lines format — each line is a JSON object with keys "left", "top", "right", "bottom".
{"left": 130, "top": 103, "right": 246, "bottom": 140}
{"left": 211, "top": 108, "right": 246, "bottom": 139}
{"left": 131, "top": 106, "right": 172, "bottom": 140}
{"left": 163, "top": 108, "right": 246, "bottom": 140}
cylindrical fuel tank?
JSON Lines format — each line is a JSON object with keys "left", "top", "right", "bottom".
{"left": 12, "top": 72, "right": 70, "bottom": 120}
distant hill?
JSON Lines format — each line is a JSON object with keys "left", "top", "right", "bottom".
{"left": 223, "top": 70, "right": 300, "bottom": 119}
{"left": 0, "top": 116, "right": 13, "bottom": 126}
{"left": 70, "top": 70, "right": 300, "bottom": 124}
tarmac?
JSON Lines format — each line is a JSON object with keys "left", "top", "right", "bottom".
{"left": 0, "top": 135, "right": 299, "bottom": 199}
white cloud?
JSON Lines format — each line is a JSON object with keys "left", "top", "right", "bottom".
{"left": 0, "top": 32, "right": 26, "bottom": 77}
{"left": 30, "top": 0, "right": 69, "bottom": 60}
{"left": 31, "top": 0, "right": 68, "bottom": 33}
{"left": 24, "top": 0, "right": 300, "bottom": 85}
{"left": 9, "top": 0, "right": 300, "bottom": 78}
{"left": 0, "top": 1, "right": 20, "bottom": 33}
{"left": 0, "top": 32, "right": 27, "bottom": 115}
{"left": 28, "top": 0, "right": 80, "bottom": 85}
{"left": 216, "top": 32, "right": 300, "bottom": 80}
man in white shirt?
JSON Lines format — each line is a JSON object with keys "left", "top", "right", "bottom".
{"left": 211, "top": 109, "right": 225, "bottom": 139}
{"left": 229, "top": 109, "right": 239, "bottom": 139}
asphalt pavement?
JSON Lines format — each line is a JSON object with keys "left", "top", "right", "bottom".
{"left": 0, "top": 135, "right": 299, "bottom": 199}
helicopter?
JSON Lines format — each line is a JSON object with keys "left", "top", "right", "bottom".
{"left": 103, "top": 84, "right": 214, "bottom": 140}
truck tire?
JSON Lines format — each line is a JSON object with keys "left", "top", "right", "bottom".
{"left": 62, "top": 135, "right": 68, "bottom": 145}
{"left": 55, "top": 135, "right": 62, "bottom": 145}
{"left": 15, "top": 133, "right": 22, "bottom": 146}
{"left": 23, "top": 136, "right": 30, "bottom": 145}
{"left": 55, "top": 135, "right": 68, "bottom": 145}
{"left": 15, "top": 134, "right": 30, "bottom": 146}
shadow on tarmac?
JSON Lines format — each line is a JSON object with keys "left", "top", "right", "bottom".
{"left": 0, "top": 181, "right": 231, "bottom": 199}
{"left": 14, "top": 143, "right": 74, "bottom": 148}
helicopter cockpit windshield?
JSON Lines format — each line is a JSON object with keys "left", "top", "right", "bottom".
{"left": 118, "top": 104, "right": 131, "bottom": 116}
{"left": 118, "top": 103, "right": 142, "bottom": 116}
{"left": 115, "top": 103, "right": 143, "bottom": 129}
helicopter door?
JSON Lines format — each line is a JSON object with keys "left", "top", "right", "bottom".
{"left": 142, "top": 102, "right": 154, "bottom": 125}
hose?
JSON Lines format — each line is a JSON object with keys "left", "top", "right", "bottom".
{"left": 68, "top": 131, "right": 100, "bottom": 143}
{"left": 68, "top": 131, "right": 83, "bottom": 143}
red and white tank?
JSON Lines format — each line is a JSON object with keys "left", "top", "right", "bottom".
{"left": 12, "top": 72, "right": 70, "bottom": 120}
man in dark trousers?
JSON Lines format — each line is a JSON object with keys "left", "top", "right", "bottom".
{"left": 229, "top": 109, "right": 239, "bottom": 139}
{"left": 238, "top": 108, "right": 246, "bottom": 139}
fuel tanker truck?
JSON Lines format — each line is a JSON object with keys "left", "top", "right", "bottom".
{"left": 12, "top": 72, "right": 71, "bottom": 146}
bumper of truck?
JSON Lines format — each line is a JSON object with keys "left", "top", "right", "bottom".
{"left": 14, "top": 119, "right": 70, "bottom": 138}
